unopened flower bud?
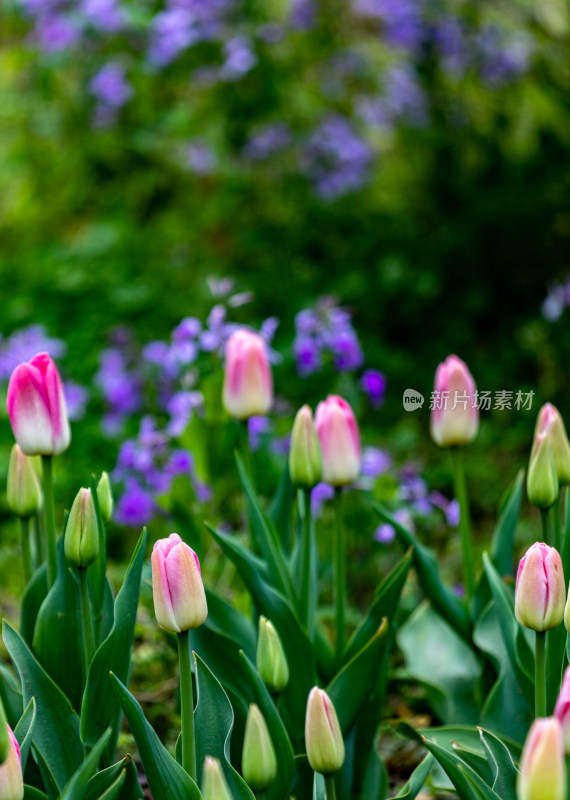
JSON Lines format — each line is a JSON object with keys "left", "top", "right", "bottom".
{"left": 151, "top": 534, "right": 207, "bottom": 633}
{"left": 527, "top": 433, "right": 559, "bottom": 509}
{"left": 289, "top": 406, "right": 322, "bottom": 489}
{"left": 305, "top": 687, "right": 345, "bottom": 774}
{"left": 222, "top": 330, "right": 273, "bottom": 420}
{"left": 534, "top": 403, "right": 570, "bottom": 485}
{"left": 430, "top": 355, "right": 478, "bottom": 447}
{"left": 554, "top": 666, "right": 570, "bottom": 753}
{"left": 6, "top": 445, "right": 42, "bottom": 518}
{"left": 0, "top": 724, "right": 23, "bottom": 800}
{"left": 242, "top": 704, "right": 277, "bottom": 791}
{"left": 256, "top": 617, "right": 289, "bottom": 694}
{"left": 515, "top": 543, "right": 565, "bottom": 632}
{"left": 518, "top": 717, "right": 566, "bottom": 800}
{"left": 97, "top": 471, "right": 113, "bottom": 523}
{"left": 202, "top": 757, "right": 233, "bottom": 800}
{"left": 64, "top": 488, "right": 99, "bottom": 569}
{"left": 314, "top": 396, "right": 360, "bottom": 486}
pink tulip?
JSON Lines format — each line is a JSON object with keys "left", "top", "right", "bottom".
{"left": 533, "top": 403, "right": 570, "bottom": 485}
{"left": 518, "top": 717, "right": 566, "bottom": 800}
{"left": 152, "top": 534, "right": 207, "bottom": 633}
{"left": 7, "top": 353, "right": 70, "bottom": 456}
{"left": 0, "top": 727, "right": 23, "bottom": 800}
{"left": 554, "top": 666, "right": 570, "bottom": 753}
{"left": 314, "top": 395, "right": 360, "bottom": 486}
{"left": 430, "top": 355, "right": 478, "bottom": 447}
{"left": 222, "top": 330, "right": 273, "bottom": 420}
{"left": 515, "top": 542, "right": 565, "bottom": 632}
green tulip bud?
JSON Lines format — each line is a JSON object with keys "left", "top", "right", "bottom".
{"left": 242, "top": 704, "right": 277, "bottom": 791}
{"left": 289, "top": 405, "right": 322, "bottom": 489}
{"left": 534, "top": 404, "right": 570, "bottom": 485}
{"left": 527, "top": 433, "right": 559, "bottom": 510}
{"left": 64, "top": 488, "right": 99, "bottom": 569}
{"left": 256, "top": 616, "right": 289, "bottom": 694}
{"left": 97, "top": 471, "right": 114, "bottom": 523}
{"left": 202, "top": 757, "right": 233, "bottom": 800}
{"left": 6, "top": 445, "right": 42, "bottom": 519}
{"left": 305, "top": 687, "right": 345, "bottom": 774}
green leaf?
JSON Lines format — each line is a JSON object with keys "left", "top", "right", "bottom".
{"left": 88, "top": 474, "right": 110, "bottom": 645}
{"left": 489, "top": 472, "right": 523, "bottom": 576}
{"left": 238, "top": 651, "right": 295, "bottom": 799}
{"left": 203, "top": 590, "right": 256, "bottom": 659}
{"left": 110, "top": 673, "right": 201, "bottom": 800}
{"left": 389, "top": 754, "right": 434, "bottom": 800}
{"left": 14, "top": 698, "right": 36, "bottom": 771}
{"left": 59, "top": 730, "right": 112, "bottom": 800}
{"left": 328, "top": 620, "right": 389, "bottom": 734}
{"left": 90, "top": 770, "right": 126, "bottom": 800}
{"left": 20, "top": 565, "right": 48, "bottom": 647}
{"left": 85, "top": 756, "right": 142, "bottom": 800}
{"left": 32, "top": 538, "right": 84, "bottom": 710}
{"left": 313, "top": 773, "right": 326, "bottom": 800}
{"left": 3, "top": 622, "right": 84, "bottom": 793}
{"left": 193, "top": 653, "right": 255, "bottom": 799}
{"left": 81, "top": 530, "right": 147, "bottom": 760}
{"left": 479, "top": 728, "right": 518, "bottom": 800}
{"left": 268, "top": 464, "right": 294, "bottom": 551}
{"left": 24, "top": 787, "right": 49, "bottom": 800}
{"left": 374, "top": 504, "right": 470, "bottom": 641}
{"left": 0, "top": 664, "right": 23, "bottom": 728}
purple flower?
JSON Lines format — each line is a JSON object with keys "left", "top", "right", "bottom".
{"left": 115, "top": 479, "right": 156, "bottom": 527}
{"left": 0, "top": 325, "right": 66, "bottom": 381}
{"left": 248, "top": 415, "right": 271, "bottom": 451}
{"left": 173, "top": 317, "right": 202, "bottom": 339}
{"left": 289, "top": 0, "right": 316, "bottom": 30}
{"left": 243, "top": 123, "right": 292, "bottom": 160}
{"left": 374, "top": 524, "right": 396, "bottom": 544}
{"left": 311, "top": 482, "right": 335, "bottom": 517}
{"left": 358, "top": 64, "right": 428, "bottom": 128}
{"left": 330, "top": 329, "right": 364, "bottom": 371}
{"left": 361, "top": 369, "right": 387, "bottom": 407}
{"left": 64, "top": 381, "right": 90, "bottom": 421}
{"left": 294, "top": 337, "right": 322, "bottom": 375}
{"left": 81, "top": 0, "right": 123, "bottom": 32}
{"left": 293, "top": 299, "right": 365, "bottom": 376}
{"left": 432, "top": 16, "right": 467, "bottom": 76}
{"left": 95, "top": 347, "right": 142, "bottom": 432}
{"left": 476, "top": 26, "right": 532, "bottom": 87}
{"left": 221, "top": 36, "right": 257, "bottom": 80}
{"left": 445, "top": 499, "right": 460, "bottom": 527}
{"left": 186, "top": 141, "right": 217, "bottom": 175}
{"left": 166, "top": 391, "right": 203, "bottom": 436}
{"left": 90, "top": 62, "right": 133, "bottom": 108}
{"left": 34, "top": 14, "right": 80, "bottom": 52}
{"left": 354, "top": 0, "right": 424, "bottom": 51}
{"left": 361, "top": 447, "right": 392, "bottom": 478}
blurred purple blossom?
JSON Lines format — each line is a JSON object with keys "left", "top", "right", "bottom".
{"left": 186, "top": 141, "right": 217, "bottom": 175}
{"left": 244, "top": 123, "right": 292, "bottom": 160}
{"left": 542, "top": 279, "right": 570, "bottom": 321}
{"left": 95, "top": 347, "right": 142, "bottom": 434}
{"left": 361, "top": 369, "right": 387, "bottom": 407}
{"left": 248, "top": 416, "right": 271, "bottom": 451}
{"left": 289, "top": 0, "right": 316, "bottom": 30}
{"left": 431, "top": 16, "right": 467, "bottom": 76}
{"left": 115, "top": 478, "right": 157, "bottom": 527}
{"left": 0, "top": 325, "right": 66, "bottom": 380}
{"left": 476, "top": 27, "right": 532, "bottom": 87}
{"left": 90, "top": 62, "right": 132, "bottom": 109}
{"left": 361, "top": 447, "right": 392, "bottom": 479}
{"left": 149, "top": 0, "right": 233, "bottom": 67}
{"left": 354, "top": 0, "right": 425, "bottom": 51}
{"left": 64, "top": 381, "right": 90, "bottom": 421}
{"left": 81, "top": 0, "right": 123, "bottom": 32}
{"left": 293, "top": 298, "right": 365, "bottom": 376}
{"left": 359, "top": 64, "right": 428, "bottom": 128}
{"left": 221, "top": 37, "right": 257, "bottom": 81}
{"left": 311, "top": 482, "right": 335, "bottom": 517}
{"left": 33, "top": 14, "right": 80, "bottom": 52}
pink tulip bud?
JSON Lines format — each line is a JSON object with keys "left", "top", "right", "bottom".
{"left": 314, "top": 395, "right": 360, "bottom": 486}
{"left": 0, "top": 726, "right": 24, "bottom": 800}
{"left": 7, "top": 353, "right": 70, "bottom": 456}
{"left": 518, "top": 717, "right": 566, "bottom": 800}
{"left": 222, "top": 330, "right": 273, "bottom": 420}
{"left": 554, "top": 666, "right": 570, "bottom": 753}
{"left": 534, "top": 403, "right": 570, "bottom": 485}
{"left": 515, "top": 542, "right": 565, "bottom": 632}
{"left": 151, "top": 534, "right": 208, "bottom": 633}
{"left": 430, "top": 355, "right": 478, "bottom": 448}
{"left": 305, "top": 687, "right": 345, "bottom": 774}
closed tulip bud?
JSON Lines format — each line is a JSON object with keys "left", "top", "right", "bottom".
{"left": 64, "top": 488, "right": 99, "bottom": 569}
{"left": 314, "top": 396, "right": 360, "bottom": 486}
{"left": 256, "top": 617, "right": 289, "bottom": 694}
{"left": 6, "top": 445, "right": 42, "bottom": 518}
{"left": 222, "top": 330, "right": 273, "bottom": 420}
{"left": 305, "top": 687, "right": 345, "bottom": 774}
{"left": 242, "top": 705, "right": 277, "bottom": 791}
{"left": 97, "top": 471, "right": 113, "bottom": 523}
{"left": 554, "top": 666, "right": 570, "bottom": 753}
{"left": 289, "top": 406, "right": 322, "bottom": 489}
{"left": 430, "top": 355, "right": 478, "bottom": 448}
{"left": 534, "top": 403, "right": 570, "bottom": 485}
{"left": 202, "top": 757, "right": 233, "bottom": 800}
{"left": 151, "top": 534, "right": 207, "bottom": 633}
{"left": 0, "top": 726, "right": 24, "bottom": 800}
{"left": 527, "top": 433, "right": 559, "bottom": 510}
{"left": 518, "top": 718, "right": 566, "bottom": 800}
{"left": 7, "top": 352, "right": 70, "bottom": 456}
{"left": 515, "top": 543, "right": 565, "bottom": 632}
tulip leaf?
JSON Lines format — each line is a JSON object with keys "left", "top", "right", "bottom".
{"left": 193, "top": 653, "right": 255, "bottom": 799}
{"left": 489, "top": 471, "right": 523, "bottom": 576}
{"left": 59, "top": 729, "right": 112, "bottom": 800}
{"left": 110, "top": 673, "right": 201, "bottom": 800}
{"left": 88, "top": 474, "right": 109, "bottom": 645}
{"left": 327, "top": 619, "right": 388, "bottom": 734}
{"left": 24, "top": 787, "right": 49, "bottom": 800}
{"left": 81, "top": 530, "right": 147, "bottom": 761}
{"left": 374, "top": 504, "right": 471, "bottom": 641}
{"left": 389, "top": 754, "right": 434, "bottom": 800}
{"left": 20, "top": 564, "right": 48, "bottom": 647}
{"left": 0, "top": 664, "right": 23, "bottom": 728}
{"left": 268, "top": 463, "right": 294, "bottom": 552}
{"left": 204, "top": 589, "right": 257, "bottom": 659}
{"left": 89, "top": 770, "right": 126, "bottom": 800}
{"left": 85, "top": 756, "right": 142, "bottom": 800}
{"left": 3, "top": 622, "right": 84, "bottom": 793}
{"left": 14, "top": 697, "right": 36, "bottom": 771}
{"left": 313, "top": 773, "right": 326, "bottom": 800}
{"left": 479, "top": 728, "right": 518, "bottom": 799}
{"left": 236, "top": 453, "right": 296, "bottom": 603}
{"left": 32, "top": 537, "right": 84, "bottom": 711}
{"left": 238, "top": 651, "right": 296, "bottom": 799}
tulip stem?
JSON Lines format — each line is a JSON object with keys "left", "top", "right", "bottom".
{"left": 334, "top": 488, "right": 345, "bottom": 665}
{"left": 541, "top": 509, "right": 553, "bottom": 547}
{"left": 240, "top": 420, "right": 252, "bottom": 482}
{"left": 451, "top": 449, "right": 475, "bottom": 605}
{"left": 33, "top": 515, "right": 44, "bottom": 569}
{"left": 78, "top": 568, "right": 95, "bottom": 679}
{"left": 535, "top": 631, "right": 547, "bottom": 718}
{"left": 324, "top": 774, "right": 337, "bottom": 800}
{"left": 552, "top": 502, "right": 561, "bottom": 551}
{"left": 20, "top": 517, "right": 32, "bottom": 585}
{"left": 300, "top": 488, "right": 315, "bottom": 639}
{"left": 41, "top": 455, "right": 58, "bottom": 588}
{"left": 178, "top": 630, "right": 196, "bottom": 782}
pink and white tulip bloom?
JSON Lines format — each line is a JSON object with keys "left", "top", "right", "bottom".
{"left": 314, "top": 395, "right": 360, "bottom": 486}
{"left": 430, "top": 355, "right": 478, "bottom": 448}
{"left": 151, "top": 534, "right": 208, "bottom": 633}
{"left": 515, "top": 542, "right": 565, "bottom": 632}
{"left": 7, "top": 353, "right": 70, "bottom": 456}
{"left": 305, "top": 687, "right": 345, "bottom": 774}
{"left": 534, "top": 403, "right": 570, "bottom": 485}
{"left": 222, "top": 330, "right": 273, "bottom": 420}
{"left": 518, "top": 717, "right": 566, "bottom": 800}
{"left": 0, "top": 727, "right": 23, "bottom": 800}
{"left": 554, "top": 666, "right": 570, "bottom": 753}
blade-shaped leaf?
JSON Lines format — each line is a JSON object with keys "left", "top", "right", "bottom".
{"left": 389, "top": 755, "right": 434, "bottom": 800}
{"left": 20, "top": 565, "right": 48, "bottom": 647}
{"left": 268, "top": 464, "right": 294, "bottom": 551}
{"left": 479, "top": 728, "right": 518, "bottom": 800}
{"left": 489, "top": 472, "right": 523, "bottom": 576}
{"left": 85, "top": 756, "right": 143, "bottom": 800}
{"left": 313, "top": 773, "right": 326, "bottom": 800}
{"left": 59, "top": 730, "right": 112, "bottom": 800}
{"left": 14, "top": 698, "right": 36, "bottom": 772}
